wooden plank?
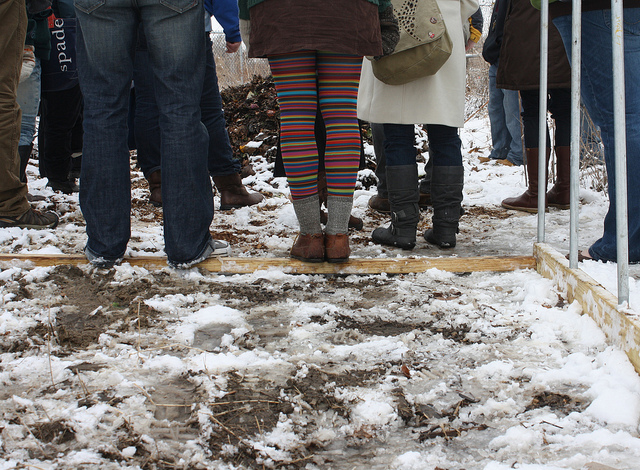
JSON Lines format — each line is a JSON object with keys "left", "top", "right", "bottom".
{"left": 534, "top": 242, "right": 640, "bottom": 375}
{"left": 0, "top": 253, "right": 536, "bottom": 274}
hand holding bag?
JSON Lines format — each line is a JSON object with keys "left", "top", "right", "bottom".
{"left": 371, "top": 0, "right": 453, "bottom": 86}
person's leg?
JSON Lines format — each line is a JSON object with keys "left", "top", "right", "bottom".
{"left": 554, "top": 10, "right": 640, "bottom": 262}
{"left": 316, "top": 52, "right": 362, "bottom": 261}
{"left": 502, "top": 89, "right": 550, "bottom": 212}
{"left": 132, "top": 26, "right": 162, "bottom": 206}
{"left": 503, "top": 88, "right": 524, "bottom": 165}
{"left": 75, "top": 0, "right": 138, "bottom": 264}
{"left": 547, "top": 87, "right": 571, "bottom": 208}
{"left": 423, "top": 124, "right": 464, "bottom": 248}
{"left": 268, "top": 50, "right": 324, "bottom": 261}
{"left": 202, "top": 34, "right": 238, "bottom": 177}
{"left": 371, "top": 123, "right": 420, "bottom": 250}
{"left": 0, "top": 0, "right": 30, "bottom": 218}
{"left": 487, "top": 62, "right": 510, "bottom": 160}
{"left": 141, "top": 0, "right": 215, "bottom": 266}
{"left": 368, "top": 122, "right": 391, "bottom": 212}
{"left": 132, "top": 26, "right": 160, "bottom": 178}
{"left": 40, "top": 85, "right": 83, "bottom": 192}
{"left": 16, "top": 58, "right": 40, "bottom": 182}
{"left": 203, "top": 35, "right": 263, "bottom": 209}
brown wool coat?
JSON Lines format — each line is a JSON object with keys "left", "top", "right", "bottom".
{"left": 496, "top": 0, "right": 571, "bottom": 91}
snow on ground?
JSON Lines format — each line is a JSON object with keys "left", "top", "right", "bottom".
{"left": 1, "top": 115, "right": 639, "bottom": 470}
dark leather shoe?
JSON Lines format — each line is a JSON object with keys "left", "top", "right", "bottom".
{"left": 325, "top": 233, "right": 350, "bottom": 263}
{"left": 290, "top": 233, "right": 325, "bottom": 262}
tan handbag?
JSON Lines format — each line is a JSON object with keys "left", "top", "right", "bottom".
{"left": 371, "top": 0, "right": 453, "bottom": 86}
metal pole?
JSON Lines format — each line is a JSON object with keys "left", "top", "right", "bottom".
{"left": 611, "top": 0, "right": 629, "bottom": 304}
{"left": 569, "top": 0, "right": 582, "bottom": 269}
{"left": 538, "top": 0, "right": 550, "bottom": 242}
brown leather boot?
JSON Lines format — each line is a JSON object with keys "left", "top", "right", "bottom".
{"left": 213, "top": 173, "right": 264, "bottom": 210}
{"left": 547, "top": 146, "right": 570, "bottom": 209}
{"left": 325, "top": 233, "right": 350, "bottom": 263}
{"left": 501, "top": 148, "right": 548, "bottom": 213}
{"left": 147, "top": 170, "right": 162, "bottom": 207}
{"left": 290, "top": 233, "right": 325, "bottom": 262}
{"left": 368, "top": 194, "right": 391, "bottom": 213}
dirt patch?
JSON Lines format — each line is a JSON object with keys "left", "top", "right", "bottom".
{"left": 525, "top": 391, "right": 587, "bottom": 414}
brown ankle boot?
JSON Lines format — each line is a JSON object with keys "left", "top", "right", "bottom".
{"left": 547, "top": 146, "right": 571, "bottom": 209}
{"left": 501, "top": 148, "right": 548, "bottom": 213}
{"left": 325, "top": 233, "right": 350, "bottom": 263}
{"left": 213, "top": 173, "right": 264, "bottom": 210}
{"left": 147, "top": 170, "right": 162, "bottom": 207}
{"left": 290, "top": 233, "right": 325, "bottom": 262}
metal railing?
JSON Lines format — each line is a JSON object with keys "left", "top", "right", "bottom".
{"left": 537, "top": 0, "right": 630, "bottom": 305}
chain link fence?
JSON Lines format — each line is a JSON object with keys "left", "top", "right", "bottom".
{"left": 210, "top": 31, "right": 271, "bottom": 89}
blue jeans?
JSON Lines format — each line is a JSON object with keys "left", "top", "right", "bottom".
{"left": 75, "top": 0, "right": 213, "bottom": 265}
{"left": 382, "top": 124, "right": 462, "bottom": 167}
{"left": 17, "top": 59, "right": 41, "bottom": 147}
{"left": 488, "top": 62, "right": 523, "bottom": 165}
{"left": 554, "top": 9, "right": 640, "bottom": 262}
{"left": 134, "top": 32, "right": 239, "bottom": 178}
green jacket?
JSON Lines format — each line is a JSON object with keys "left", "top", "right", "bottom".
{"left": 238, "top": 0, "right": 391, "bottom": 20}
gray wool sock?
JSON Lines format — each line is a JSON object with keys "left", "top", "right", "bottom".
{"left": 326, "top": 195, "right": 353, "bottom": 235}
{"left": 291, "top": 194, "right": 322, "bottom": 235}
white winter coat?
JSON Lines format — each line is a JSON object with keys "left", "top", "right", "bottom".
{"left": 357, "top": 0, "right": 479, "bottom": 128}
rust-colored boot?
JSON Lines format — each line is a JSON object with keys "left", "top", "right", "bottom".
{"left": 213, "top": 173, "right": 264, "bottom": 210}
{"left": 318, "top": 170, "right": 363, "bottom": 230}
{"left": 325, "top": 233, "right": 350, "bottom": 263}
{"left": 147, "top": 170, "right": 162, "bottom": 207}
{"left": 547, "top": 146, "right": 571, "bottom": 209}
{"left": 290, "top": 233, "right": 325, "bottom": 262}
{"left": 501, "top": 148, "right": 548, "bottom": 213}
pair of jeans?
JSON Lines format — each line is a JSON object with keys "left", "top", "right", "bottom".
{"left": 488, "top": 62, "right": 524, "bottom": 165}
{"left": 134, "top": 31, "right": 238, "bottom": 179}
{"left": 75, "top": 0, "right": 212, "bottom": 265}
{"left": 553, "top": 9, "right": 640, "bottom": 262}
{"left": 16, "top": 58, "right": 41, "bottom": 147}
{"left": 0, "top": 0, "right": 29, "bottom": 217}
{"left": 382, "top": 124, "right": 462, "bottom": 168}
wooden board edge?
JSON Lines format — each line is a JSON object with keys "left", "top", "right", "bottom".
{"left": 0, "top": 253, "right": 536, "bottom": 274}
{"left": 534, "top": 243, "right": 640, "bottom": 375}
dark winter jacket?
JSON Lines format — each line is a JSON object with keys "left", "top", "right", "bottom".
{"left": 238, "top": 0, "right": 392, "bottom": 20}
{"left": 482, "top": 0, "right": 508, "bottom": 65}
{"left": 496, "top": 0, "right": 571, "bottom": 91}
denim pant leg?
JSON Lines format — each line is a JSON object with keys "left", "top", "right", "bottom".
{"left": 201, "top": 34, "right": 238, "bottom": 176}
{"left": 425, "top": 124, "right": 463, "bottom": 167}
{"left": 17, "top": 59, "right": 41, "bottom": 147}
{"left": 503, "top": 87, "right": 523, "bottom": 165}
{"left": 141, "top": 1, "right": 212, "bottom": 264}
{"left": 75, "top": 1, "right": 138, "bottom": 261}
{"left": 132, "top": 28, "right": 161, "bottom": 179}
{"left": 554, "top": 10, "right": 640, "bottom": 262}
{"left": 383, "top": 123, "right": 416, "bottom": 166}
{"left": 487, "top": 63, "right": 510, "bottom": 160}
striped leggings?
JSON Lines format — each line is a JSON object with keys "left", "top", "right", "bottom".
{"left": 268, "top": 51, "right": 362, "bottom": 200}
